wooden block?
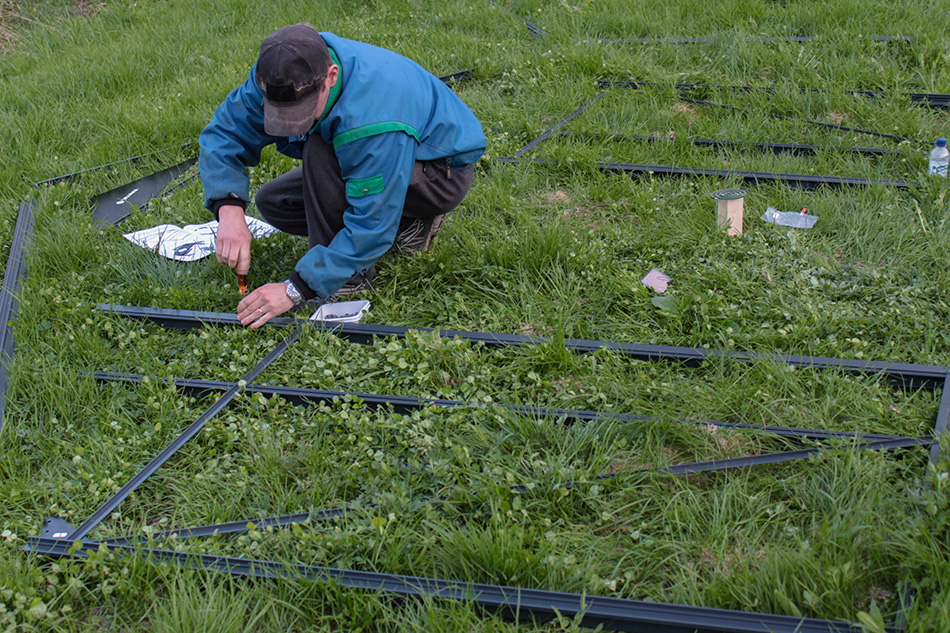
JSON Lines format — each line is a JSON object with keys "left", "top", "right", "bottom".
{"left": 711, "top": 188, "right": 747, "bottom": 236}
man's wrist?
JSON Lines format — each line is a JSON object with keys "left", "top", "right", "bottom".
{"left": 283, "top": 279, "right": 304, "bottom": 306}
{"left": 217, "top": 205, "right": 247, "bottom": 223}
{"left": 211, "top": 197, "right": 248, "bottom": 221}
{"left": 286, "top": 272, "right": 318, "bottom": 302}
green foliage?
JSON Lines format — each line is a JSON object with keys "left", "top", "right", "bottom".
{"left": 1, "top": 0, "right": 950, "bottom": 631}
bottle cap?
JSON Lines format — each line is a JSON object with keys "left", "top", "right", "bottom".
{"left": 937, "top": 138, "right": 947, "bottom": 147}
{"left": 711, "top": 188, "right": 747, "bottom": 201}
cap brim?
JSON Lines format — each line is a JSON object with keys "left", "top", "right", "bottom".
{"left": 262, "top": 91, "right": 322, "bottom": 137}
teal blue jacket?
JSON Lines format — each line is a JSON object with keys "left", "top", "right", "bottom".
{"left": 199, "top": 33, "right": 486, "bottom": 298}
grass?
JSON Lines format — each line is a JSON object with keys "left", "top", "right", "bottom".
{"left": 1, "top": 0, "right": 950, "bottom": 631}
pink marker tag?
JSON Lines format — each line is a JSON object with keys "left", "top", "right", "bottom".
{"left": 641, "top": 268, "right": 671, "bottom": 293}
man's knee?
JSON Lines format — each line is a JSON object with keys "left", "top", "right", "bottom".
{"left": 253, "top": 180, "right": 278, "bottom": 217}
{"left": 253, "top": 170, "right": 310, "bottom": 236}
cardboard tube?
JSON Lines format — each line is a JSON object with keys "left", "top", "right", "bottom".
{"left": 711, "top": 188, "right": 747, "bottom": 236}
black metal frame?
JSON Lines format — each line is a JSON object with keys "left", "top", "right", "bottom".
{"left": 65, "top": 325, "right": 301, "bottom": 541}
{"left": 90, "top": 371, "right": 912, "bottom": 442}
{"left": 560, "top": 131, "right": 902, "bottom": 159}
{"left": 86, "top": 369, "right": 930, "bottom": 554}
{"left": 26, "top": 301, "right": 942, "bottom": 631}
{"left": 91, "top": 304, "right": 948, "bottom": 455}
{"left": 511, "top": 92, "right": 607, "bottom": 158}
{"left": 597, "top": 81, "right": 920, "bottom": 144}
{"left": 93, "top": 304, "right": 950, "bottom": 390}
{"left": 90, "top": 434, "right": 926, "bottom": 550}
{"left": 581, "top": 35, "right": 915, "bottom": 45}
{"left": 22, "top": 296, "right": 942, "bottom": 629}
{"left": 11, "top": 75, "right": 948, "bottom": 628}
{"left": 25, "top": 535, "right": 871, "bottom": 633}
{"left": 502, "top": 91, "right": 926, "bottom": 189}
{"left": 90, "top": 157, "right": 198, "bottom": 227}
{"left": 34, "top": 142, "right": 195, "bottom": 189}
{"left": 596, "top": 161, "right": 910, "bottom": 190}
{"left": 485, "top": 0, "right": 546, "bottom": 38}
{"left": 599, "top": 79, "right": 950, "bottom": 110}
{"left": 0, "top": 200, "right": 35, "bottom": 434}
{"left": 930, "top": 374, "right": 950, "bottom": 466}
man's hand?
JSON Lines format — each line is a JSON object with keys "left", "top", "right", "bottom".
{"left": 238, "top": 283, "right": 294, "bottom": 329}
{"left": 216, "top": 205, "right": 253, "bottom": 274}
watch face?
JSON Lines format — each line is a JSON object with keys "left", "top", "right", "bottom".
{"left": 285, "top": 280, "right": 302, "bottom": 303}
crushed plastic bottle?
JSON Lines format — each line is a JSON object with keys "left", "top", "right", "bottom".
{"left": 762, "top": 207, "right": 818, "bottom": 229}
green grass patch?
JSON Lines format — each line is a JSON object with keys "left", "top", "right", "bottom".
{"left": 2, "top": 0, "right": 950, "bottom": 631}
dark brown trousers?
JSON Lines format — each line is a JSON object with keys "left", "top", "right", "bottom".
{"left": 255, "top": 135, "right": 474, "bottom": 250}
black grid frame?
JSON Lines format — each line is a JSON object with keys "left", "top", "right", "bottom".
{"left": 4, "top": 100, "right": 948, "bottom": 632}
{"left": 14, "top": 294, "right": 947, "bottom": 633}
{"left": 503, "top": 84, "right": 950, "bottom": 191}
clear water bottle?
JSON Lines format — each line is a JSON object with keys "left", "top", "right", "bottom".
{"left": 929, "top": 137, "right": 949, "bottom": 177}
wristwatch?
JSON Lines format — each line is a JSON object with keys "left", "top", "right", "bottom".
{"left": 283, "top": 279, "right": 303, "bottom": 306}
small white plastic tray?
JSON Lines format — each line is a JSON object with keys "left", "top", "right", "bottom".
{"left": 310, "top": 300, "right": 371, "bottom": 323}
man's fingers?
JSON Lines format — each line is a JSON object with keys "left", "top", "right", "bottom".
{"left": 239, "top": 304, "right": 269, "bottom": 329}
{"left": 250, "top": 309, "right": 269, "bottom": 329}
{"left": 215, "top": 237, "right": 251, "bottom": 274}
{"left": 215, "top": 239, "right": 228, "bottom": 266}
{"left": 236, "top": 246, "right": 251, "bottom": 276}
{"left": 237, "top": 283, "right": 294, "bottom": 330}
{"left": 215, "top": 210, "right": 253, "bottom": 272}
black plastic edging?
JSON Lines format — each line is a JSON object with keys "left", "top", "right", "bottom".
{"left": 101, "top": 433, "right": 928, "bottom": 547}
{"left": 597, "top": 160, "right": 911, "bottom": 190}
{"left": 597, "top": 81, "right": 919, "bottom": 144}
{"left": 485, "top": 0, "right": 545, "bottom": 37}
{"left": 502, "top": 155, "right": 913, "bottom": 190}
{"left": 439, "top": 69, "right": 473, "bottom": 84}
{"left": 92, "top": 371, "right": 910, "bottom": 443}
{"left": 929, "top": 373, "right": 950, "bottom": 466}
{"left": 561, "top": 131, "right": 901, "bottom": 158}
{"left": 580, "top": 35, "right": 915, "bottom": 45}
{"left": 506, "top": 154, "right": 915, "bottom": 189}
{"left": 600, "top": 80, "right": 950, "bottom": 110}
{"left": 0, "top": 200, "right": 36, "bottom": 435}
{"left": 512, "top": 92, "right": 607, "bottom": 158}
{"left": 65, "top": 325, "right": 301, "bottom": 541}
{"left": 678, "top": 96, "right": 918, "bottom": 144}
{"left": 893, "top": 581, "right": 915, "bottom": 633}
{"left": 94, "top": 304, "right": 950, "bottom": 390}
{"left": 90, "top": 157, "right": 198, "bottom": 227}
{"left": 102, "top": 506, "right": 348, "bottom": 546}
{"left": 510, "top": 436, "right": 932, "bottom": 492}
{"left": 33, "top": 143, "right": 194, "bottom": 189}
{"left": 652, "top": 436, "right": 931, "bottom": 476}
{"left": 26, "top": 536, "right": 870, "bottom": 633}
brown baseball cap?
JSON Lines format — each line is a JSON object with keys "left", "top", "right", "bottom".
{"left": 256, "top": 25, "right": 331, "bottom": 137}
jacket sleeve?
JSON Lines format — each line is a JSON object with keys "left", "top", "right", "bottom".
{"left": 198, "top": 65, "right": 275, "bottom": 213}
{"left": 293, "top": 130, "right": 417, "bottom": 298}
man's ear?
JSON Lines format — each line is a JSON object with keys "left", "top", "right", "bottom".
{"left": 326, "top": 64, "right": 339, "bottom": 88}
